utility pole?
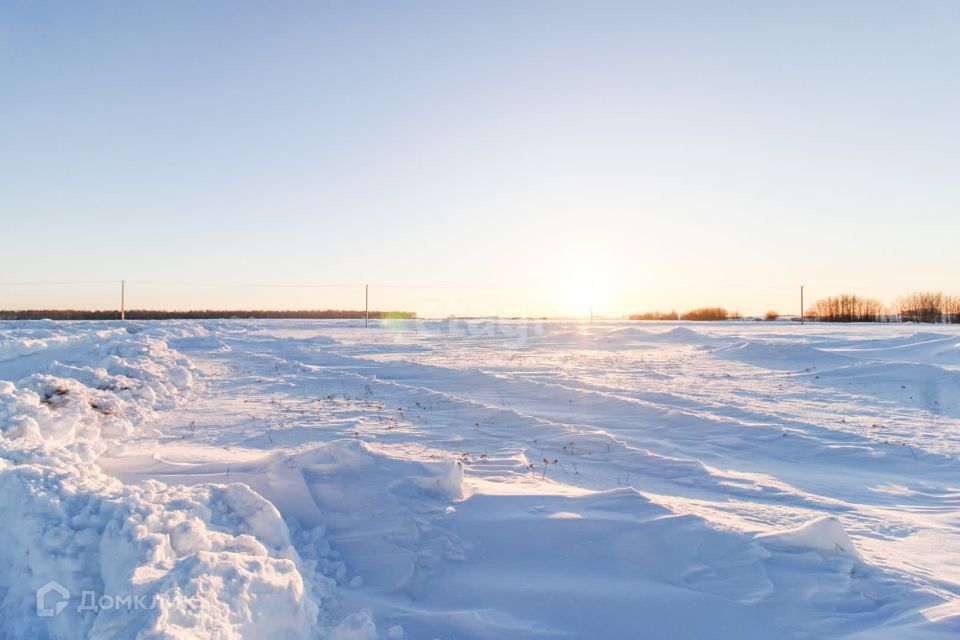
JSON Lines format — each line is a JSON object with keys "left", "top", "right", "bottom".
{"left": 121, "top": 280, "right": 126, "bottom": 321}
{"left": 364, "top": 284, "right": 369, "bottom": 328}
{"left": 800, "top": 285, "right": 804, "bottom": 325}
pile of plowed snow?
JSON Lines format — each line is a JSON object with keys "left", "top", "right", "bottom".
{"left": 0, "top": 322, "right": 319, "bottom": 639}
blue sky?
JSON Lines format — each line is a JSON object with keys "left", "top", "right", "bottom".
{"left": 1, "top": 1, "right": 958, "bottom": 316}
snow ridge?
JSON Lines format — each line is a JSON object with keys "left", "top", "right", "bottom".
{"left": 0, "top": 322, "right": 318, "bottom": 639}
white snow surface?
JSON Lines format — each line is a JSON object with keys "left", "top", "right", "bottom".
{"left": 2, "top": 319, "right": 960, "bottom": 639}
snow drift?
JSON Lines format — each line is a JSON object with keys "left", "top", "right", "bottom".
{"left": 0, "top": 322, "right": 318, "bottom": 639}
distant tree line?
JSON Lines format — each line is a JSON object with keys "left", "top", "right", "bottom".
{"left": 628, "top": 291, "right": 960, "bottom": 323}
{"left": 896, "top": 292, "right": 960, "bottom": 324}
{"left": 680, "top": 307, "right": 735, "bottom": 321}
{"left": 808, "top": 294, "right": 883, "bottom": 322}
{"left": 0, "top": 309, "right": 417, "bottom": 321}
{"left": 807, "top": 291, "right": 960, "bottom": 323}
{"left": 630, "top": 307, "right": 739, "bottom": 321}
{"left": 628, "top": 310, "right": 679, "bottom": 321}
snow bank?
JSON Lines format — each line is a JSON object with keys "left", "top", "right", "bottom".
{"left": 0, "top": 323, "right": 318, "bottom": 639}
{"left": 0, "top": 325, "right": 196, "bottom": 450}
{"left": 0, "top": 448, "right": 317, "bottom": 639}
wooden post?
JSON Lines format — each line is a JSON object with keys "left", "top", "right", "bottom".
{"left": 121, "top": 280, "right": 126, "bottom": 321}
{"left": 800, "top": 285, "right": 804, "bottom": 325}
{"left": 365, "top": 284, "right": 369, "bottom": 327}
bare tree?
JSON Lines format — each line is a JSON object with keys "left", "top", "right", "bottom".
{"left": 680, "top": 307, "right": 729, "bottom": 321}
{"left": 897, "top": 292, "right": 945, "bottom": 324}
{"left": 809, "top": 294, "right": 882, "bottom": 322}
{"left": 940, "top": 295, "right": 960, "bottom": 324}
{"left": 629, "top": 310, "right": 679, "bottom": 320}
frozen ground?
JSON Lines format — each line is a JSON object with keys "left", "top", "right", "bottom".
{"left": 2, "top": 319, "right": 960, "bottom": 639}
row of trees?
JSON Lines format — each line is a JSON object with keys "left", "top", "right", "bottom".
{"left": 806, "top": 292, "right": 960, "bottom": 323}
{"left": 0, "top": 309, "right": 417, "bottom": 321}
{"left": 680, "top": 307, "right": 738, "bottom": 321}
{"left": 895, "top": 292, "right": 960, "bottom": 324}
{"left": 807, "top": 295, "right": 884, "bottom": 322}
{"left": 629, "top": 291, "right": 960, "bottom": 323}
{"left": 629, "top": 310, "right": 679, "bottom": 320}
{"left": 630, "top": 308, "right": 741, "bottom": 321}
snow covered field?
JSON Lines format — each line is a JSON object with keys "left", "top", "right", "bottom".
{"left": 2, "top": 319, "right": 960, "bottom": 639}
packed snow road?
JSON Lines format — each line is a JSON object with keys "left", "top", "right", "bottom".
{"left": 1, "top": 319, "right": 959, "bottom": 639}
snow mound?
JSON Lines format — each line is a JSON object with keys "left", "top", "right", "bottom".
{"left": 757, "top": 516, "right": 862, "bottom": 559}
{"left": 0, "top": 324, "right": 318, "bottom": 639}
{"left": 285, "top": 439, "right": 465, "bottom": 505}
{"left": 0, "top": 448, "right": 318, "bottom": 639}
{"left": 329, "top": 609, "right": 377, "bottom": 640}
{"left": 645, "top": 326, "right": 709, "bottom": 343}
{"left": 715, "top": 340, "right": 855, "bottom": 370}
{"left": 0, "top": 329, "right": 195, "bottom": 450}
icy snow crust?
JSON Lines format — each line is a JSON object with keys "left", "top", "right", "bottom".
{"left": 2, "top": 319, "right": 960, "bottom": 638}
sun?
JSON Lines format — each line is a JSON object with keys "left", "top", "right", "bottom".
{"left": 562, "top": 276, "right": 611, "bottom": 318}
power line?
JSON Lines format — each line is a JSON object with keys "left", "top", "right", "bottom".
{"left": 127, "top": 281, "right": 362, "bottom": 288}
{"left": 0, "top": 280, "right": 119, "bottom": 286}
{"left": 370, "top": 283, "right": 499, "bottom": 290}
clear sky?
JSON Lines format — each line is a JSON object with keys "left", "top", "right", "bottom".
{"left": 1, "top": 1, "right": 958, "bottom": 317}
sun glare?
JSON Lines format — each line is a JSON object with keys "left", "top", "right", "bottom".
{"left": 562, "top": 277, "right": 611, "bottom": 318}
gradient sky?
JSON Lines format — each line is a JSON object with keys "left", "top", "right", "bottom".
{"left": 1, "top": 1, "right": 958, "bottom": 317}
